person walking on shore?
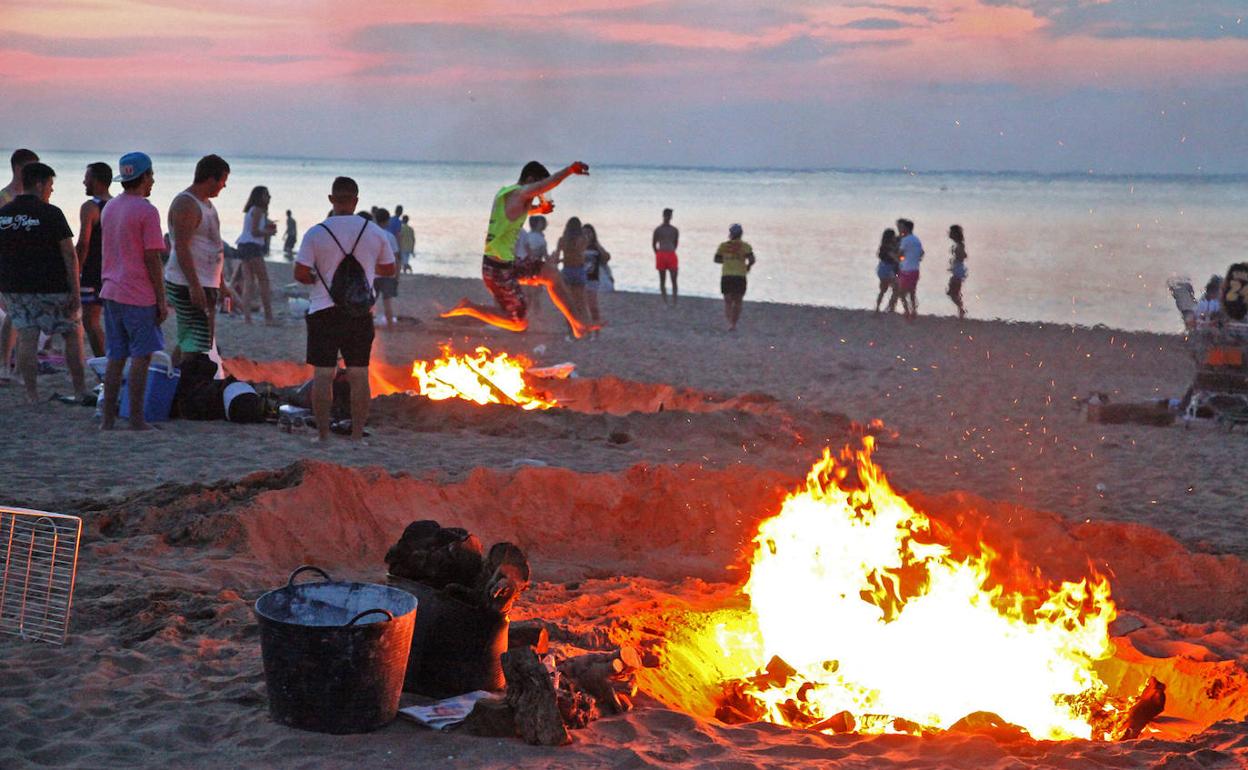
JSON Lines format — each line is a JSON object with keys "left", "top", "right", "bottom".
{"left": 0, "top": 148, "right": 40, "bottom": 383}
{"left": 653, "top": 208, "right": 679, "bottom": 305}
{"left": 875, "top": 228, "right": 900, "bottom": 314}
{"left": 99, "top": 152, "right": 167, "bottom": 430}
{"left": 165, "top": 155, "right": 230, "bottom": 365}
{"left": 715, "top": 223, "right": 755, "bottom": 332}
{"left": 398, "top": 214, "right": 415, "bottom": 274}
{"left": 896, "top": 218, "right": 923, "bottom": 321}
{"left": 236, "top": 186, "right": 277, "bottom": 324}
{"left": 75, "top": 162, "right": 113, "bottom": 357}
{"left": 583, "top": 222, "right": 610, "bottom": 334}
{"left": 946, "top": 224, "right": 968, "bottom": 319}
{"left": 282, "top": 209, "right": 297, "bottom": 258}
{"left": 372, "top": 208, "right": 400, "bottom": 327}
{"left": 293, "top": 176, "right": 396, "bottom": 443}
{"left": 442, "top": 160, "right": 594, "bottom": 337}
{"left": 0, "top": 162, "right": 87, "bottom": 404}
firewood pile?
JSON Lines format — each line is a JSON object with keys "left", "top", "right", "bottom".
{"left": 463, "top": 628, "right": 647, "bottom": 746}
{"left": 385, "top": 520, "right": 529, "bottom": 613}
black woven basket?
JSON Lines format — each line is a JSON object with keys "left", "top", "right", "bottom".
{"left": 254, "top": 566, "right": 417, "bottom": 733}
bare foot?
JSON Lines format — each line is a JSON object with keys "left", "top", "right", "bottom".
{"left": 311, "top": 433, "right": 331, "bottom": 444}
{"left": 440, "top": 298, "right": 472, "bottom": 318}
{"left": 129, "top": 421, "right": 160, "bottom": 431}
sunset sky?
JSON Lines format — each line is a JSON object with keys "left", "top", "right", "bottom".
{"left": 2, "top": 0, "right": 1245, "bottom": 173}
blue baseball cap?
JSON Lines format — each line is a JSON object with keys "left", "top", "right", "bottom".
{"left": 114, "top": 152, "right": 152, "bottom": 182}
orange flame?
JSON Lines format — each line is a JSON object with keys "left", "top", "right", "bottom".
{"left": 410, "top": 344, "right": 557, "bottom": 410}
{"left": 705, "top": 439, "right": 1117, "bottom": 739}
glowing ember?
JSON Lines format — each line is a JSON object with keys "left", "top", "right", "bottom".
{"left": 710, "top": 438, "right": 1117, "bottom": 740}
{"left": 411, "top": 345, "right": 557, "bottom": 410}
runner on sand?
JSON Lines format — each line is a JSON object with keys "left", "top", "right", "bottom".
{"left": 442, "top": 160, "right": 595, "bottom": 337}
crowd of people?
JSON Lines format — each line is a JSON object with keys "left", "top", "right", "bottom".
{"left": 0, "top": 147, "right": 977, "bottom": 440}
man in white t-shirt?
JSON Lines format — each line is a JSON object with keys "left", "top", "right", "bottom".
{"left": 516, "top": 215, "right": 548, "bottom": 316}
{"left": 293, "top": 176, "right": 396, "bottom": 443}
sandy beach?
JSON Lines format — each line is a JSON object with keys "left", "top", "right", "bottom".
{"left": 3, "top": 262, "right": 1247, "bottom": 768}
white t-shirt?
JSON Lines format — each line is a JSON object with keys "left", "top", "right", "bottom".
{"left": 898, "top": 233, "right": 923, "bottom": 273}
{"left": 295, "top": 215, "right": 396, "bottom": 313}
{"left": 514, "top": 230, "right": 547, "bottom": 260}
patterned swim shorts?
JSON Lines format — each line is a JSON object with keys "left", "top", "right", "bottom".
{"left": 481, "top": 255, "right": 543, "bottom": 321}
{"left": 0, "top": 292, "right": 81, "bottom": 334}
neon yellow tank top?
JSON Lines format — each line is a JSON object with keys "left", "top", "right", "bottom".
{"left": 484, "top": 184, "right": 524, "bottom": 262}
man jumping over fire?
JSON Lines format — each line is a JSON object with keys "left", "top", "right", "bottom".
{"left": 442, "top": 160, "right": 596, "bottom": 337}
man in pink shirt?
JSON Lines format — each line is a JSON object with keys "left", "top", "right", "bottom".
{"left": 99, "top": 151, "right": 168, "bottom": 430}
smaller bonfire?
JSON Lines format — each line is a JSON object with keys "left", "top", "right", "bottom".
{"left": 410, "top": 344, "right": 557, "bottom": 411}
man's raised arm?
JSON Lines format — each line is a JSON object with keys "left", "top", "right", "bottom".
{"left": 504, "top": 162, "right": 590, "bottom": 221}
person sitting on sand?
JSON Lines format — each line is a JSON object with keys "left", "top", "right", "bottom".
{"left": 895, "top": 218, "right": 923, "bottom": 321}
{"left": 100, "top": 152, "right": 168, "bottom": 430}
{"left": 165, "top": 154, "right": 230, "bottom": 366}
{"left": 0, "top": 161, "right": 87, "bottom": 405}
{"left": 715, "top": 223, "right": 755, "bottom": 332}
{"left": 442, "top": 160, "right": 595, "bottom": 337}
{"left": 875, "top": 228, "right": 900, "bottom": 314}
{"left": 1195, "top": 275, "right": 1222, "bottom": 322}
{"left": 293, "top": 176, "right": 395, "bottom": 443}
{"left": 946, "top": 224, "right": 968, "bottom": 319}
{"left": 653, "top": 208, "right": 679, "bottom": 305}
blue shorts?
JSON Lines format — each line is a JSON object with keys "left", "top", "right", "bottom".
{"left": 562, "top": 266, "right": 587, "bottom": 287}
{"left": 877, "top": 262, "right": 897, "bottom": 281}
{"left": 104, "top": 300, "right": 165, "bottom": 361}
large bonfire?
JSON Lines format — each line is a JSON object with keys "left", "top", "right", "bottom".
{"left": 680, "top": 438, "right": 1120, "bottom": 740}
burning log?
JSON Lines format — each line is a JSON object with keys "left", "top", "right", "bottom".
{"left": 1114, "top": 677, "right": 1167, "bottom": 740}
{"left": 949, "top": 711, "right": 1029, "bottom": 741}
{"left": 501, "top": 646, "right": 570, "bottom": 746}
{"left": 809, "top": 710, "right": 856, "bottom": 734}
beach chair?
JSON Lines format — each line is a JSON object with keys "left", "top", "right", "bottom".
{"left": 1183, "top": 319, "right": 1248, "bottom": 431}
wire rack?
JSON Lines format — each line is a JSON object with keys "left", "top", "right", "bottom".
{"left": 0, "top": 507, "right": 82, "bottom": 645}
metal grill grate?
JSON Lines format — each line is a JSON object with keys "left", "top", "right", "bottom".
{"left": 0, "top": 507, "right": 82, "bottom": 645}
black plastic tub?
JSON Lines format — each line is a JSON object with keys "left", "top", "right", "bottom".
{"left": 254, "top": 566, "right": 418, "bottom": 734}
{"left": 388, "top": 576, "right": 508, "bottom": 698}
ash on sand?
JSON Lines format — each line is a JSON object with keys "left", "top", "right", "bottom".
{"left": 4, "top": 461, "right": 1248, "bottom": 768}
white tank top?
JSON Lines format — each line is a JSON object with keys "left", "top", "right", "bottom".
{"left": 237, "top": 206, "right": 269, "bottom": 247}
{"left": 165, "top": 191, "right": 224, "bottom": 288}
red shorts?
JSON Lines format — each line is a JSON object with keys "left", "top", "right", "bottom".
{"left": 655, "top": 250, "right": 678, "bottom": 271}
{"left": 896, "top": 271, "right": 920, "bottom": 292}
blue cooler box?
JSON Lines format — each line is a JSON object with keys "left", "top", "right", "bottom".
{"left": 119, "top": 352, "right": 180, "bottom": 423}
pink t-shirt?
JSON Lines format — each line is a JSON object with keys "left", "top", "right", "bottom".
{"left": 100, "top": 192, "right": 165, "bottom": 306}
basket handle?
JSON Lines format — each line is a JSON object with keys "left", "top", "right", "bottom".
{"left": 285, "top": 565, "right": 332, "bottom": 589}
{"left": 345, "top": 609, "right": 394, "bottom": 626}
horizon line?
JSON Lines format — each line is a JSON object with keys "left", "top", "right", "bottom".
{"left": 30, "top": 147, "right": 1248, "bottom": 183}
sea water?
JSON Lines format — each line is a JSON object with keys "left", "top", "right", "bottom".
{"left": 38, "top": 150, "right": 1248, "bottom": 334}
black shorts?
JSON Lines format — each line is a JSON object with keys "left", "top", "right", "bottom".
{"left": 305, "top": 306, "right": 375, "bottom": 368}
{"left": 374, "top": 276, "right": 399, "bottom": 299}
{"left": 237, "top": 242, "right": 265, "bottom": 262}
{"left": 721, "top": 275, "right": 747, "bottom": 298}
